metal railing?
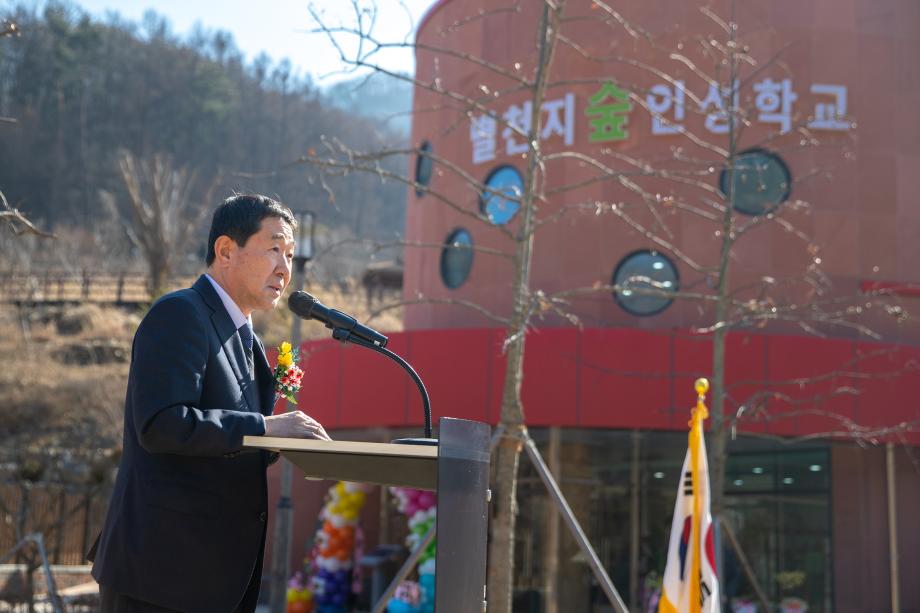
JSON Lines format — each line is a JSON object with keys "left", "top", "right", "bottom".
{"left": 0, "top": 272, "right": 196, "bottom": 305}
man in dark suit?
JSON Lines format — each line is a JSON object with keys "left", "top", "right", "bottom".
{"left": 90, "top": 194, "right": 330, "bottom": 612}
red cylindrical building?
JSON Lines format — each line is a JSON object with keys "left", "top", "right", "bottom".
{"left": 273, "top": 2, "right": 920, "bottom": 610}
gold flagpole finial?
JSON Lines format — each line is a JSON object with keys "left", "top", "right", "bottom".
{"left": 694, "top": 377, "right": 710, "bottom": 397}
{"left": 692, "top": 378, "right": 710, "bottom": 422}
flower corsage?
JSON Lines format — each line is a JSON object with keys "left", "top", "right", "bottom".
{"left": 274, "top": 341, "right": 304, "bottom": 404}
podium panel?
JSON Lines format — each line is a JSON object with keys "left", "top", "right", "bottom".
{"left": 434, "top": 418, "right": 490, "bottom": 613}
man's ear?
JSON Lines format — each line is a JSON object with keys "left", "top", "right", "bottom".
{"left": 213, "top": 235, "right": 236, "bottom": 266}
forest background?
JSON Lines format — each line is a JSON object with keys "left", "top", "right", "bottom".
{"left": 0, "top": 1, "right": 413, "bottom": 282}
{"left": 0, "top": 1, "right": 411, "bottom": 583}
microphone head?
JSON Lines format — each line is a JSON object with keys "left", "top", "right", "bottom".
{"left": 287, "top": 290, "right": 318, "bottom": 317}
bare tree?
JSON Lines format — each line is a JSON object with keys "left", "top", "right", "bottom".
{"left": 537, "top": 0, "right": 914, "bottom": 519}
{"left": 1, "top": 20, "right": 51, "bottom": 240}
{"left": 301, "top": 1, "right": 914, "bottom": 610}
{"left": 103, "top": 151, "right": 219, "bottom": 296}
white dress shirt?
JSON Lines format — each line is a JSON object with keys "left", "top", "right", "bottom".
{"left": 204, "top": 274, "right": 252, "bottom": 331}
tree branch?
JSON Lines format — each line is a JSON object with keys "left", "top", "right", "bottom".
{"left": 0, "top": 190, "right": 54, "bottom": 238}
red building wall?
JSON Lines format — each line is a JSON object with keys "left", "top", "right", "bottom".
{"left": 284, "top": 329, "right": 920, "bottom": 443}
{"left": 404, "top": 0, "right": 920, "bottom": 346}
{"left": 830, "top": 445, "right": 920, "bottom": 613}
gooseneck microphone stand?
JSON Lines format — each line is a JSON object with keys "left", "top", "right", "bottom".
{"left": 331, "top": 328, "right": 434, "bottom": 443}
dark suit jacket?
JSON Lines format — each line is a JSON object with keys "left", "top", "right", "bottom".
{"left": 91, "top": 275, "right": 278, "bottom": 613}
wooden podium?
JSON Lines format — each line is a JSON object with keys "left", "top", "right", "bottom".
{"left": 244, "top": 417, "right": 490, "bottom": 613}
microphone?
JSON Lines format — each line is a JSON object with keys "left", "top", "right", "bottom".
{"left": 288, "top": 291, "right": 389, "bottom": 348}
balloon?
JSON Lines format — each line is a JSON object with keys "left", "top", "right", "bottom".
{"left": 387, "top": 600, "right": 413, "bottom": 613}
{"left": 318, "top": 556, "right": 343, "bottom": 573}
{"left": 287, "top": 600, "right": 311, "bottom": 613}
{"left": 416, "top": 491, "right": 432, "bottom": 509}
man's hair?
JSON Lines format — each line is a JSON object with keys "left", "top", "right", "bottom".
{"left": 206, "top": 194, "right": 297, "bottom": 265}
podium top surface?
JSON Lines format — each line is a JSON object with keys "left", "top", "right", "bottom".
{"left": 242, "top": 436, "right": 438, "bottom": 459}
{"left": 243, "top": 436, "right": 439, "bottom": 489}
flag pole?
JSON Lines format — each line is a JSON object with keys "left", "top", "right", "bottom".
{"left": 658, "top": 379, "right": 719, "bottom": 613}
{"left": 688, "top": 378, "right": 709, "bottom": 612}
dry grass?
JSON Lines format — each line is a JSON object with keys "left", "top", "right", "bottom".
{"left": 0, "top": 304, "right": 135, "bottom": 453}
{"left": 0, "top": 280, "right": 402, "bottom": 455}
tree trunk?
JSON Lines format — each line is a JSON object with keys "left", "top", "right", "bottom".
{"left": 709, "top": 326, "right": 728, "bottom": 517}
{"left": 487, "top": 4, "right": 563, "bottom": 612}
{"left": 488, "top": 432, "right": 524, "bottom": 612}
{"left": 147, "top": 247, "right": 169, "bottom": 298}
{"left": 629, "top": 431, "right": 640, "bottom": 610}
{"left": 709, "top": 0, "right": 739, "bottom": 543}
{"left": 487, "top": 285, "right": 530, "bottom": 611}
{"left": 542, "top": 427, "right": 561, "bottom": 613}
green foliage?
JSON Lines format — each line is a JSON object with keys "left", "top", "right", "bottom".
{"left": 0, "top": 1, "right": 407, "bottom": 251}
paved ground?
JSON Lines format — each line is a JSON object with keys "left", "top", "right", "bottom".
{"left": 0, "top": 599, "right": 275, "bottom": 612}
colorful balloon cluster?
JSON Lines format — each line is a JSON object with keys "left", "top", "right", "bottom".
{"left": 387, "top": 488, "right": 437, "bottom": 613}
{"left": 309, "top": 481, "right": 368, "bottom": 613}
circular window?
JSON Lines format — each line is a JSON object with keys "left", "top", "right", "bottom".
{"left": 415, "top": 141, "right": 433, "bottom": 197}
{"left": 612, "top": 250, "right": 679, "bottom": 316}
{"left": 719, "top": 148, "right": 791, "bottom": 216}
{"left": 440, "top": 229, "right": 473, "bottom": 289}
{"left": 480, "top": 166, "right": 523, "bottom": 225}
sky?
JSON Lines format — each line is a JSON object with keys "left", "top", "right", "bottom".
{"left": 31, "top": 0, "right": 440, "bottom": 83}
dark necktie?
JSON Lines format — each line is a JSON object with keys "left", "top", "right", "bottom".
{"left": 239, "top": 322, "right": 254, "bottom": 374}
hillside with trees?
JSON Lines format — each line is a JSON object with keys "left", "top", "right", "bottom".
{"left": 0, "top": 1, "right": 408, "bottom": 280}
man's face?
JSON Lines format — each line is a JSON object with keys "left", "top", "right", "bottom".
{"left": 224, "top": 216, "right": 295, "bottom": 314}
